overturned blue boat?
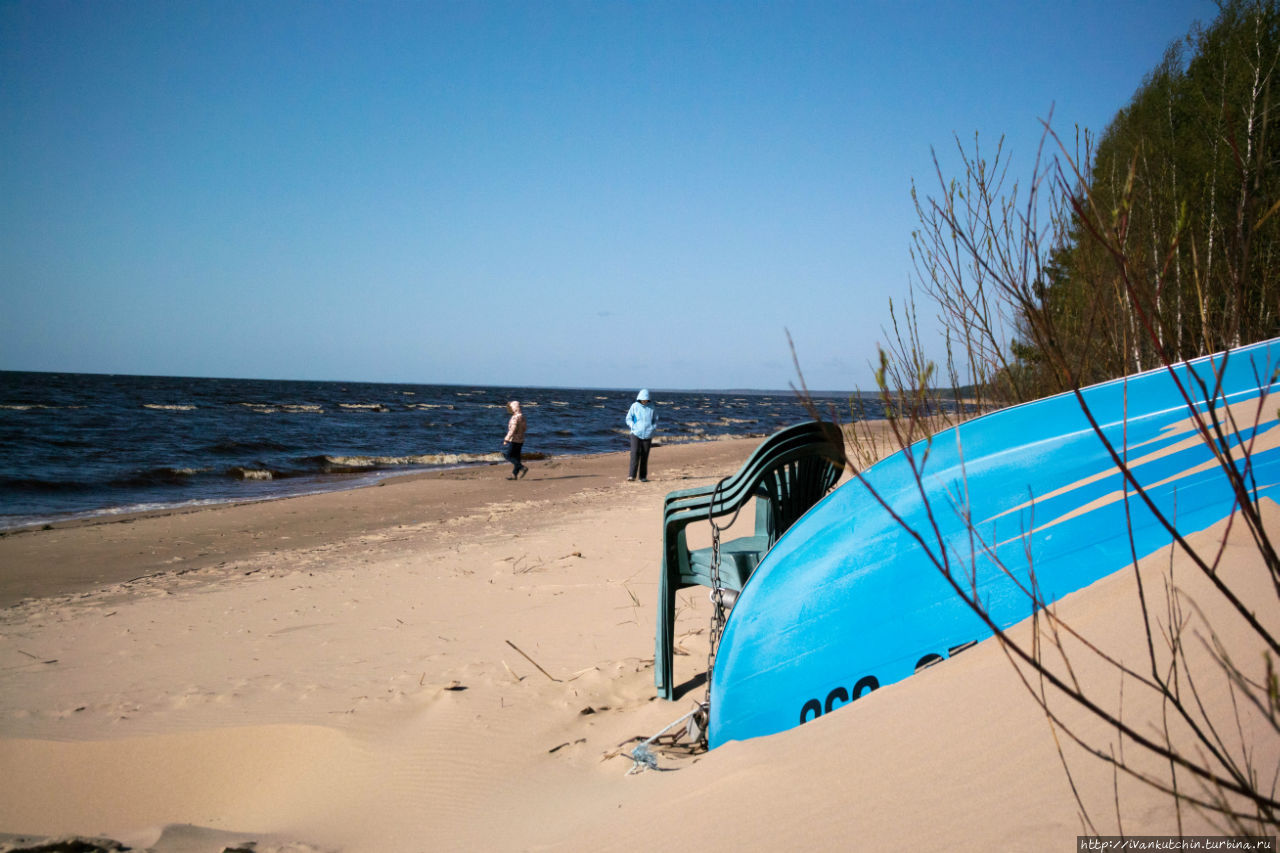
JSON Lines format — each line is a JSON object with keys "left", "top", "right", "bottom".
{"left": 709, "top": 338, "right": 1280, "bottom": 748}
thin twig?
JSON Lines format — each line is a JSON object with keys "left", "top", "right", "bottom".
{"left": 505, "top": 639, "right": 560, "bottom": 682}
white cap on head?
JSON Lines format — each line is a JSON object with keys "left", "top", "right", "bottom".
{"left": 637, "top": 389, "right": 650, "bottom": 401}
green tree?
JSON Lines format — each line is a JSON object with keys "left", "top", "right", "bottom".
{"left": 1025, "top": 0, "right": 1280, "bottom": 388}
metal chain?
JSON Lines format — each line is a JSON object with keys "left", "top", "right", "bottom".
{"left": 696, "top": 476, "right": 741, "bottom": 746}
{"left": 706, "top": 515, "right": 725, "bottom": 693}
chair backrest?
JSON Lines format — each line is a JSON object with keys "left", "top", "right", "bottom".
{"left": 665, "top": 421, "right": 846, "bottom": 538}
{"left": 666, "top": 423, "right": 842, "bottom": 512}
{"left": 755, "top": 448, "right": 845, "bottom": 545}
{"left": 663, "top": 421, "right": 834, "bottom": 513}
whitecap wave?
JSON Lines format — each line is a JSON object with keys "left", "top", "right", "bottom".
{"left": 235, "top": 402, "right": 323, "bottom": 414}
{"left": 322, "top": 452, "right": 502, "bottom": 469}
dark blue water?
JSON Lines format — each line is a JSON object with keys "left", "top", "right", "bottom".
{"left": 0, "top": 371, "right": 872, "bottom": 530}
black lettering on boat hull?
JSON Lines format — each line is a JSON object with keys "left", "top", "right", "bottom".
{"left": 796, "top": 640, "right": 975, "bottom": 725}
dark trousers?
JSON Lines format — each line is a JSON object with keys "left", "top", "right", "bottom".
{"left": 503, "top": 441, "right": 523, "bottom": 475}
{"left": 628, "top": 434, "right": 652, "bottom": 480}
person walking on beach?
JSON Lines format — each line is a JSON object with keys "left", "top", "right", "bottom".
{"left": 626, "top": 389, "right": 658, "bottom": 482}
{"left": 503, "top": 400, "right": 529, "bottom": 480}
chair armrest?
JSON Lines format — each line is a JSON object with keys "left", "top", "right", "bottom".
{"left": 662, "top": 484, "right": 718, "bottom": 517}
{"left": 664, "top": 484, "right": 715, "bottom": 502}
{"left": 662, "top": 508, "right": 700, "bottom": 584}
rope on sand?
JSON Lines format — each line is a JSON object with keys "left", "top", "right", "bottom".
{"left": 625, "top": 705, "right": 704, "bottom": 775}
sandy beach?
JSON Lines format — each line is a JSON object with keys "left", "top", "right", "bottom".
{"left": 1, "top": 435, "right": 1276, "bottom": 852}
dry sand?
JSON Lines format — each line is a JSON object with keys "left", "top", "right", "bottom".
{"left": 0, "top": 435, "right": 1276, "bottom": 851}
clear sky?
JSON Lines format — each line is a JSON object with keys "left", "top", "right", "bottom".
{"left": 1, "top": 0, "right": 1217, "bottom": 391}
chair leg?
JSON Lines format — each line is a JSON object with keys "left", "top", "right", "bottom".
{"left": 655, "top": 562, "right": 676, "bottom": 700}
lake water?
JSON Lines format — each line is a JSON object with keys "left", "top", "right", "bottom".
{"left": 0, "top": 371, "right": 872, "bottom": 530}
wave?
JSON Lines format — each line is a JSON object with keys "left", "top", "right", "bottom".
{"left": 299, "top": 452, "right": 503, "bottom": 473}
{"left": 119, "top": 466, "right": 210, "bottom": 486}
{"left": 0, "top": 403, "right": 88, "bottom": 411}
{"left": 301, "top": 450, "right": 554, "bottom": 473}
{"left": 337, "top": 403, "right": 390, "bottom": 412}
{"left": 0, "top": 465, "right": 217, "bottom": 492}
{"left": 0, "top": 467, "right": 223, "bottom": 492}
{"left": 234, "top": 402, "right": 324, "bottom": 414}
{"left": 136, "top": 465, "right": 287, "bottom": 484}
{"left": 143, "top": 403, "right": 197, "bottom": 411}
{"left": 0, "top": 448, "right": 556, "bottom": 501}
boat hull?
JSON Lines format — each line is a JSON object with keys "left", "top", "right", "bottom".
{"left": 709, "top": 340, "right": 1280, "bottom": 748}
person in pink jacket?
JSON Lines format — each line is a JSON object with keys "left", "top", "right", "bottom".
{"left": 502, "top": 400, "right": 529, "bottom": 480}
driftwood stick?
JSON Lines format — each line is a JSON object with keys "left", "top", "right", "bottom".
{"left": 505, "top": 639, "right": 561, "bottom": 682}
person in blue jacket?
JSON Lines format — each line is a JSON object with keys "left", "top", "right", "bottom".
{"left": 625, "top": 388, "right": 659, "bottom": 482}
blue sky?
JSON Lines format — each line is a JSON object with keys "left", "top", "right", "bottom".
{"left": 2, "top": 1, "right": 1216, "bottom": 391}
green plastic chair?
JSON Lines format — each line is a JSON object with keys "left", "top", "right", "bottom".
{"left": 655, "top": 421, "right": 846, "bottom": 700}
